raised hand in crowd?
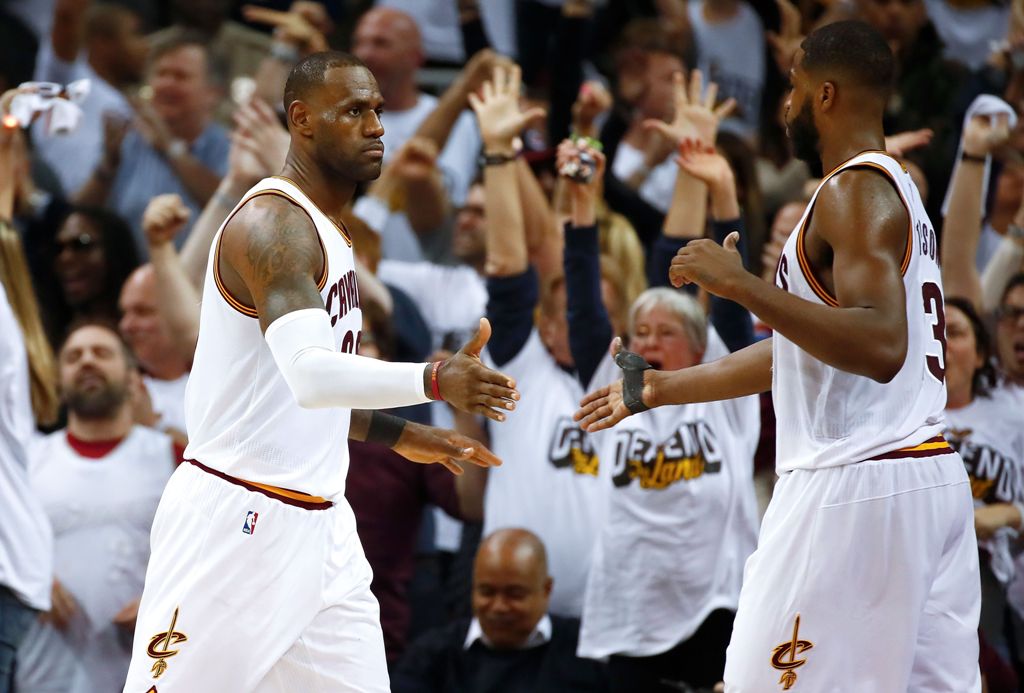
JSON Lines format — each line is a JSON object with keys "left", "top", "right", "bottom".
{"left": 131, "top": 96, "right": 176, "bottom": 157}
{"left": 675, "top": 138, "right": 741, "bottom": 221}
{"left": 242, "top": 3, "right": 329, "bottom": 56}
{"left": 391, "top": 136, "right": 441, "bottom": 185}
{"left": 97, "top": 111, "right": 130, "bottom": 178}
{"left": 643, "top": 69, "right": 736, "bottom": 150}
{"left": 434, "top": 318, "right": 519, "bottom": 422}
{"left": 556, "top": 137, "right": 607, "bottom": 226}
{"left": 884, "top": 128, "right": 934, "bottom": 157}
{"left": 469, "top": 64, "right": 547, "bottom": 156}
{"left": 766, "top": 0, "right": 804, "bottom": 76}
{"left": 143, "top": 193, "right": 191, "bottom": 248}
{"left": 231, "top": 97, "right": 290, "bottom": 184}
{"left": 571, "top": 81, "right": 613, "bottom": 139}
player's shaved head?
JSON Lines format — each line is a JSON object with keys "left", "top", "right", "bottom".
{"left": 800, "top": 21, "right": 894, "bottom": 96}
{"left": 283, "top": 51, "right": 369, "bottom": 115}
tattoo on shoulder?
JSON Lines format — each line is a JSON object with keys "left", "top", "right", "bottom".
{"left": 243, "top": 199, "right": 323, "bottom": 287}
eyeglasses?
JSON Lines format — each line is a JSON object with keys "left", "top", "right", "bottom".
{"left": 56, "top": 233, "right": 97, "bottom": 253}
{"left": 996, "top": 305, "right": 1024, "bottom": 323}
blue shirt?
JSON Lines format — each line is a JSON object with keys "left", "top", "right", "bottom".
{"left": 109, "top": 123, "right": 230, "bottom": 257}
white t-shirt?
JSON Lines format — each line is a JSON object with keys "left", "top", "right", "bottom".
{"left": 610, "top": 142, "right": 678, "bottom": 214}
{"left": 687, "top": 0, "right": 765, "bottom": 138}
{"left": 378, "top": 259, "right": 486, "bottom": 353}
{"left": 17, "top": 426, "right": 175, "bottom": 693}
{"left": 483, "top": 330, "right": 608, "bottom": 617}
{"left": 375, "top": 0, "right": 517, "bottom": 63}
{"left": 143, "top": 372, "right": 189, "bottom": 436}
{"left": 32, "top": 38, "right": 132, "bottom": 196}
{"left": 375, "top": 95, "right": 481, "bottom": 261}
{"left": 0, "top": 282, "right": 53, "bottom": 611}
{"left": 578, "top": 330, "right": 760, "bottom": 657}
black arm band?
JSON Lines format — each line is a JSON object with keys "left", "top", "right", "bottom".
{"left": 365, "top": 411, "right": 407, "bottom": 448}
{"left": 615, "top": 348, "right": 653, "bottom": 415}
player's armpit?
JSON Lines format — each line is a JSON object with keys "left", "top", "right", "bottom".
{"left": 218, "top": 195, "right": 327, "bottom": 333}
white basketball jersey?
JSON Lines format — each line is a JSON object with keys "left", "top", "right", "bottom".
{"left": 772, "top": 152, "right": 947, "bottom": 471}
{"left": 184, "top": 176, "right": 363, "bottom": 498}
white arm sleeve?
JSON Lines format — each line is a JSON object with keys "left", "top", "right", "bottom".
{"left": 265, "top": 308, "right": 431, "bottom": 410}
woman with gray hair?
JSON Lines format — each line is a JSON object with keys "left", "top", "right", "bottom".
{"left": 559, "top": 137, "right": 760, "bottom": 692}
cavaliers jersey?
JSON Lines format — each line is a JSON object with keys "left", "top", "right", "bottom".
{"left": 773, "top": 152, "right": 947, "bottom": 471}
{"left": 184, "top": 177, "right": 363, "bottom": 499}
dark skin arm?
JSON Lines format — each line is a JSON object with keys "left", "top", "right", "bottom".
{"left": 219, "top": 195, "right": 519, "bottom": 420}
{"left": 576, "top": 169, "right": 910, "bottom": 431}
{"left": 349, "top": 410, "right": 502, "bottom": 477}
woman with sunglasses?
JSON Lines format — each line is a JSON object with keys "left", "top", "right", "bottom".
{"left": 942, "top": 296, "right": 1024, "bottom": 670}
{"left": 40, "top": 205, "right": 139, "bottom": 345}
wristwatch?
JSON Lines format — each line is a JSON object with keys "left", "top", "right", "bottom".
{"left": 165, "top": 138, "right": 188, "bottom": 161}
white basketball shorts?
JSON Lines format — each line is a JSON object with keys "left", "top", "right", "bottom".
{"left": 724, "top": 450, "right": 981, "bottom": 693}
{"left": 122, "top": 461, "right": 389, "bottom": 693}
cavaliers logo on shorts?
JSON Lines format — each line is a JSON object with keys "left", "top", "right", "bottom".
{"left": 147, "top": 607, "right": 189, "bottom": 679}
{"left": 771, "top": 614, "right": 814, "bottom": 690}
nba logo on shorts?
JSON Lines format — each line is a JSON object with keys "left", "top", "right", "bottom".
{"left": 242, "top": 511, "right": 259, "bottom": 535}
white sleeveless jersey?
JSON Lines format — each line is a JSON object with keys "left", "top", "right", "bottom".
{"left": 184, "top": 177, "right": 363, "bottom": 498}
{"left": 772, "top": 152, "right": 947, "bottom": 471}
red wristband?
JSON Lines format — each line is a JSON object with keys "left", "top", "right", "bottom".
{"left": 430, "top": 360, "right": 445, "bottom": 402}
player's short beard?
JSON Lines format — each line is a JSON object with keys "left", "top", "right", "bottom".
{"left": 64, "top": 376, "right": 129, "bottom": 420}
{"left": 789, "top": 101, "right": 821, "bottom": 165}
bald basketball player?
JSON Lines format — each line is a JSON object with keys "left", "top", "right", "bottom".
{"left": 123, "top": 52, "right": 518, "bottom": 693}
{"left": 576, "top": 21, "right": 979, "bottom": 692}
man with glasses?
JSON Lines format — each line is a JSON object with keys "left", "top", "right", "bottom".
{"left": 995, "top": 273, "right": 1024, "bottom": 391}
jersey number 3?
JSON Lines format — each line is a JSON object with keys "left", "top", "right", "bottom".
{"left": 922, "top": 281, "right": 946, "bottom": 382}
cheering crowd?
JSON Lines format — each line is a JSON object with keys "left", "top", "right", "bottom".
{"left": 2, "top": 0, "right": 1024, "bottom": 691}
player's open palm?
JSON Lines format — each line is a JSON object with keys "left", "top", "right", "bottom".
{"left": 575, "top": 339, "right": 651, "bottom": 432}
{"left": 669, "top": 232, "right": 747, "bottom": 298}
{"left": 468, "top": 64, "right": 546, "bottom": 148}
{"left": 392, "top": 421, "right": 503, "bottom": 476}
{"left": 438, "top": 318, "right": 519, "bottom": 422}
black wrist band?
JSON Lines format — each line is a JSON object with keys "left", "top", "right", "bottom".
{"left": 615, "top": 347, "right": 653, "bottom": 415}
{"left": 366, "top": 411, "right": 407, "bottom": 448}
{"left": 478, "top": 151, "right": 517, "bottom": 167}
{"left": 961, "top": 151, "right": 987, "bottom": 163}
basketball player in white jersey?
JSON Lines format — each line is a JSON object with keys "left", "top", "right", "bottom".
{"left": 123, "top": 52, "right": 518, "bottom": 693}
{"left": 576, "top": 21, "right": 980, "bottom": 692}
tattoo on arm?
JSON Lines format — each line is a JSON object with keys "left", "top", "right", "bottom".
{"left": 220, "top": 196, "right": 326, "bottom": 332}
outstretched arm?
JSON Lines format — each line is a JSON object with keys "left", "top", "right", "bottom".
{"left": 219, "top": 196, "right": 519, "bottom": 417}
{"left": 575, "top": 337, "right": 772, "bottom": 432}
{"left": 349, "top": 409, "right": 501, "bottom": 477}
{"left": 671, "top": 169, "right": 910, "bottom": 383}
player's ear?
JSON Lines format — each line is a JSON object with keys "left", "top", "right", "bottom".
{"left": 288, "top": 100, "right": 314, "bottom": 137}
{"left": 819, "top": 81, "right": 836, "bottom": 113}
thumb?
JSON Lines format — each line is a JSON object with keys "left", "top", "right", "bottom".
{"left": 461, "top": 317, "right": 491, "bottom": 357}
{"left": 724, "top": 231, "right": 740, "bottom": 253}
{"left": 609, "top": 336, "right": 623, "bottom": 358}
{"left": 521, "top": 106, "right": 547, "bottom": 126}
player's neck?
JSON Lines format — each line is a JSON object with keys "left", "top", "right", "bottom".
{"left": 280, "top": 159, "right": 355, "bottom": 224}
{"left": 68, "top": 405, "right": 134, "bottom": 443}
{"left": 819, "top": 130, "right": 886, "bottom": 175}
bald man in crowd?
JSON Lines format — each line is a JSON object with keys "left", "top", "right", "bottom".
{"left": 118, "top": 266, "right": 191, "bottom": 439}
{"left": 393, "top": 529, "right": 609, "bottom": 693}
{"left": 350, "top": 6, "right": 480, "bottom": 261}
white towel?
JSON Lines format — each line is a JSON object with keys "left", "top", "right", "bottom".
{"left": 941, "top": 94, "right": 1018, "bottom": 219}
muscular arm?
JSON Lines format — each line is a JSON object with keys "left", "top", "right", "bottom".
{"left": 735, "top": 172, "right": 910, "bottom": 382}
{"left": 650, "top": 337, "right": 773, "bottom": 406}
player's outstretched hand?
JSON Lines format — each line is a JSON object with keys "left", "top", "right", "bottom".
{"left": 437, "top": 318, "right": 519, "bottom": 422}
{"left": 574, "top": 338, "right": 650, "bottom": 432}
{"left": 669, "top": 231, "right": 747, "bottom": 298}
{"left": 392, "top": 421, "right": 503, "bottom": 476}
